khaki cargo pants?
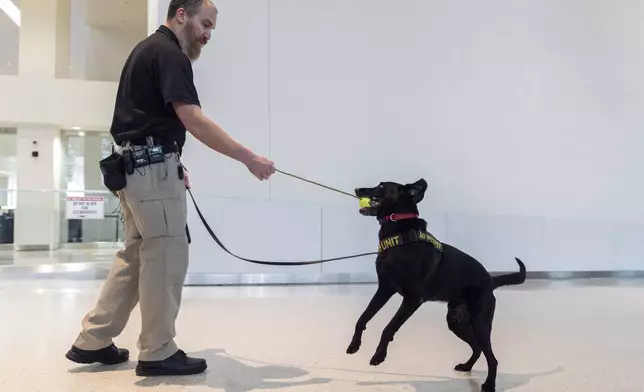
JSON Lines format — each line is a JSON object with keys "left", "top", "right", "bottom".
{"left": 73, "top": 151, "right": 189, "bottom": 361}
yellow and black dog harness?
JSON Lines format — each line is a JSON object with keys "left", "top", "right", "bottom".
{"left": 378, "top": 229, "right": 444, "bottom": 285}
{"left": 378, "top": 230, "right": 443, "bottom": 254}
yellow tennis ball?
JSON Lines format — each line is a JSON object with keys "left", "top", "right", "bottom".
{"left": 359, "top": 198, "right": 372, "bottom": 208}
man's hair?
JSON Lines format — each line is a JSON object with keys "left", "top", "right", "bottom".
{"left": 166, "top": 0, "right": 215, "bottom": 20}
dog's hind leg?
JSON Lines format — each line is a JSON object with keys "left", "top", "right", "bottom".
{"left": 369, "top": 296, "right": 421, "bottom": 366}
{"left": 446, "top": 301, "right": 481, "bottom": 372}
{"left": 471, "top": 292, "right": 498, "bottom": 392}
{"left": 347, "top": 284, "right": 395, "bottom": 355}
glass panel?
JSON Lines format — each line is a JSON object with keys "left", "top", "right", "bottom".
{"left": 59, "top": 130, "right": 124, "bottom": 245}
{"left": 0, "top": 129, "right": 16, "bottom": 246}
{"left": 59, "top": 190, "right": 124, "bottom": 244}
{"left": 0, "top": 189, "right": 124, "bottom": 247}
{"left": 0, "top": 0, "right": 19, "bottom": 76}
{"left": 0, "top": 189, "right": 14, "bottom": 246}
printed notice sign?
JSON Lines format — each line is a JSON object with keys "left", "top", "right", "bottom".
{"left": 66, "top": 196, "right": 105, "bottom": 220}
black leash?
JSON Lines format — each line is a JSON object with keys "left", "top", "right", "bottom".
{"left": 275, "top": 169, "right": 358, "bottom": 199}
{"left": 187, "top": 170, "right": 377, "bottom": 266}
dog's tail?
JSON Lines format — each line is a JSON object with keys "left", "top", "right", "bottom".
{"left": 493, "top": 258, "right": 526, "bottom": 289}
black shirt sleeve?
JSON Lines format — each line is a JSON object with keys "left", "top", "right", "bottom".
{"left": 154, "top": 48, "right": 201, "bottom": 108}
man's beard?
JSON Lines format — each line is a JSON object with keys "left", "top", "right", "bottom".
{"left": 181, "top": 22, "right": 202, "bottom": 61}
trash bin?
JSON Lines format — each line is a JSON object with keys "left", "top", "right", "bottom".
{"left": 67, "top": 219, "right": 83, "bottom": 243}
{"left": 0, "top": 211, "right": 14, "bottom": 244}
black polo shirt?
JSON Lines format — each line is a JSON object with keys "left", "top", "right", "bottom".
{"left": 110, "top": 25, "right": 200, "bottom": 149}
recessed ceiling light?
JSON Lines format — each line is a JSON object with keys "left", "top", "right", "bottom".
{"left": 78, "top": 131, "right": 86, "bottom": 137}
{"left": 72, "top": 126, "right": 82, "bottom": 130}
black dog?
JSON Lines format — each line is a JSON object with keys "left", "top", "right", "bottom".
{"left": 346, "top": 179, "right": 526, "bottom": 392}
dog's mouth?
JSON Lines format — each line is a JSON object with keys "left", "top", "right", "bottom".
{"left": 359, "top": 205, "right": 379, "bottom": 216}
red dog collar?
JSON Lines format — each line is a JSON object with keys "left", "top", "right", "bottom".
{"left": 384, "top": 213, "right": 419, "bottom": 222}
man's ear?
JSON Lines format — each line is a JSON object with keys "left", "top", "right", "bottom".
{"left": 406, "top": 178, "right": 427, "bottom": 204}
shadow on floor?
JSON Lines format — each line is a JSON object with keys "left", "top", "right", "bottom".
{"left": 133, "top": 349, "right": 331, "bottom": 391}
{"left": 68, "top": 348, "right": 561, "bottom": 391}
{"left": 67, "top": 361, "right": 136, "bottom": 374}
{"left": 352, "top": 367, "right": 563, "bottom": 391}
{"left": 224, "top": 349, "right": 562, "bottom": 391}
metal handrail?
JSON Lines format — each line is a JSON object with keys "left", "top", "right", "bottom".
{"left": 0, "top": 188, "right": 115, "bottom": 194}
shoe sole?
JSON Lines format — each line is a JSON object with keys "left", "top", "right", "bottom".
{"left": 135, "top": 363, "right": 207, "bottom": 377}
{"left": 66, "top": 350, "right": 129, "bottom": 365}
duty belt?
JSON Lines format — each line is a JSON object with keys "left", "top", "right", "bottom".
{"left": 127, "top": 137, "right": 180, "bottom": 154}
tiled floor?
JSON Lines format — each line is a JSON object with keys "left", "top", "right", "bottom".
{"left": 0, "top": 278, "right": 642, "bottom": 391}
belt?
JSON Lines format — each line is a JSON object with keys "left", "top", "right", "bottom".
{"left": 127, "top": 137, "right": 180, "bottom": 154}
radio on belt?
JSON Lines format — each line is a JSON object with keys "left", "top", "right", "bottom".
{"left": 132, "top": 149, "right": 149, "bottom": 168}
{"left": 147, "top": 146, "right": 165, "bottom": 164}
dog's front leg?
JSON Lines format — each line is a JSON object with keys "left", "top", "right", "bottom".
{"left": 370, "top": 297, "right": 421, "bottom": 366}
{"left": 347, "top": 285, "right": 395, "bottom": 355}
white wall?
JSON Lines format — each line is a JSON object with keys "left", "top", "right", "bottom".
{"left": 69, "top": 0, "right": 147, "bottom": 82}
{"left": 84, "top": 26, "right": 146, "bottom": 82}
{"left": 0, "top": 75, "right": 116, "bottom": 129}
{"left": 153, "top": 0, "right": 644, "bottom": 274}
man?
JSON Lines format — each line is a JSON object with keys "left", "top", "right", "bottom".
{"left": 65, "top": 0, "right": 275, "bottom": 376}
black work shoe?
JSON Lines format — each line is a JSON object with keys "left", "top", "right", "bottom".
{"left": 135, "top": 350, "right": 207, "bottom": 377}
{"left": 65, "top": 344, "right": 129, "bottom": 365}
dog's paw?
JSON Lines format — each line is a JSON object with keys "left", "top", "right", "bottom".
{"left": 454, "top": 363, "right": 473, "bottom": 372}
{"left": 346, "top": 340, "right": 361, "bottom": 355}
{"left": 481, "top": 382, "right": 495, "bottom": 392}
{"left": 369, "top": 349, "right": 387, "bottom": 366}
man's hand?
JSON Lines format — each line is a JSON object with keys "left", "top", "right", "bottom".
{"left": 174, "top": 102, "right": 277, "bottom": 181}
{"left": 245, "top": 154, "right": 276, "bottom": 181}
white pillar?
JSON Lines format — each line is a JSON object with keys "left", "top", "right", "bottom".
{"left": 69, "top": 0, "right": 89, "bottom": 80}
{"left": 14, "top": 126, "right": 63, "bottom": 250}
{"left": 19, "top": 0, "right": 71, "bottom": 78}
{"left": 55, "top": 0, "right": 72, "bottom": 79}
{"left": 14, "top": 0, "right": 69, "bottom": 249}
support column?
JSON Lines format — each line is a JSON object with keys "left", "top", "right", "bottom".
{"left": 14, "top": 0, "right": 69, "bottom": 249}
{"left": 19, "top": 0, "right": 71, "bottom": 78}
{"left": 14, "top": 126, "right": 63, "bottom": 250}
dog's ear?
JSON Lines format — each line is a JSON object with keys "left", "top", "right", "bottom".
{"left": 405, "top": 178, "right": 427, "bottom": 204}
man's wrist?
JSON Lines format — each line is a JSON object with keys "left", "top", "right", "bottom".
{"left": 232, "top": 146, "right": 255, "bottom": 166}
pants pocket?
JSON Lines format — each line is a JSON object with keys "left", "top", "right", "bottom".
{"left": 136, "top": 200, "right": 168, "bottom": 239}
{"left": 133, "top": 197, "right": 186, "bottom": 240}
{"left": 162, "top": 198, "right": 187, "bottom": 238}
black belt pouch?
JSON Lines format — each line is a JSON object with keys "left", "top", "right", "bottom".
{"left": 99, "top": 152, "right": 127, "bottom": 192}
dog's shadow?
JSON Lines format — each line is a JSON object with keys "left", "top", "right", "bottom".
{"left": 133, "top": 349, "right": 331, "bottom": 391}
{"left": 352, "top": 367, "right": 563, "bottom": 392}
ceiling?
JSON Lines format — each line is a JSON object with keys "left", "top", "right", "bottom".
{"left": 85, "top": 0, "right": 147, "bottom": 29}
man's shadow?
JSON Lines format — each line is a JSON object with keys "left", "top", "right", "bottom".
{"left": 133, "top": 349, "right": 331, "bottom": 392}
